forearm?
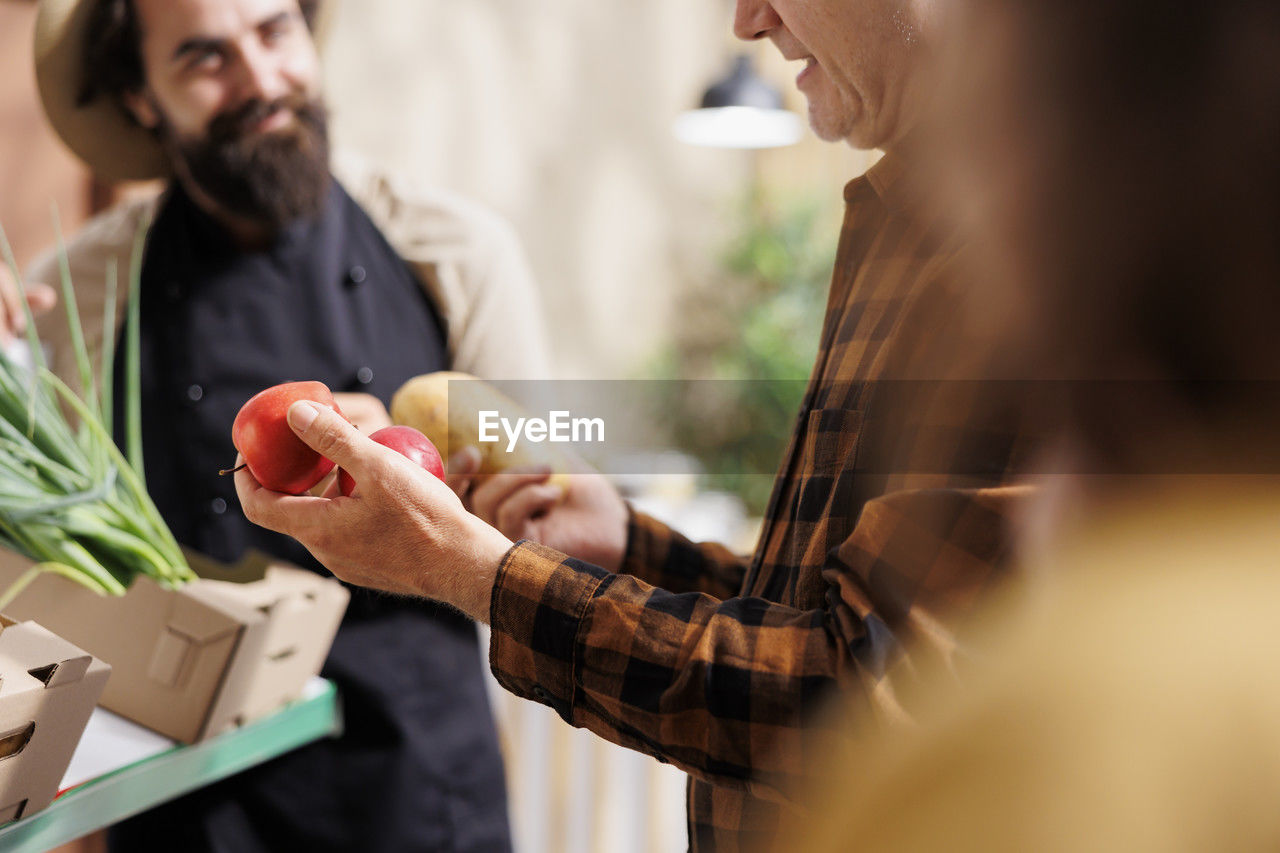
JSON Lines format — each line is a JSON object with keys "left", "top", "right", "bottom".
{"left": 486, "top": 486, "right": 1031, "bottom": 796}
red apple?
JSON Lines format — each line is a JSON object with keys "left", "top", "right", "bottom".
{"left": 339, "top": 425, "right": 444, "bottom": 496}
{"left": 231, "top": 381, "right": 345, "bottom": 494}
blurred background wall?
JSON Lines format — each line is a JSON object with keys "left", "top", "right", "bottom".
{"left": 321, "top": 0, "right": 872, "bottom": 380}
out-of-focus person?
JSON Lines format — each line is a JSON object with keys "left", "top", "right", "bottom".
{"left": 791, "top": 0, "right": 1280, "bottom": 849}
{"left": 21, "top": 0, "right": 552, "bottom": 850}
{"left": 234, "top": 0, "right": 1044, "bottom": 848}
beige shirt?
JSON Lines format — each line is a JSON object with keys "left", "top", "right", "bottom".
{"left": 27, "top": 150, "right": 553, "bottom": 391}
{"left": 792, "top": 481, "right": 1280, "bottom": 852}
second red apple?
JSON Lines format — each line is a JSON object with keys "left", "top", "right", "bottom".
{"left": 339, "top": 425, "right": 445, "bottom": 496}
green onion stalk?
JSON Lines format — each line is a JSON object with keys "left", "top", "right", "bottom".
{"left": 0, "top": 218, "right": 195, "bottom": 609}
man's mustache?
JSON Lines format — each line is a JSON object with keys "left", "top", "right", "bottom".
{"left": 207, "top": 95, "right": 323, "bottom": 144}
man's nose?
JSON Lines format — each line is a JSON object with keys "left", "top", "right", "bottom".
{"left": 733, "top": 0, "right": 782, "bottom": 40}
{"left": 234, "top": 46, "right": 290, "bottom": 103}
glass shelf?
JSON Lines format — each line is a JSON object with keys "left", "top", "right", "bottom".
{"left": 0, "top": 678, "right": 340, "bottom": 851}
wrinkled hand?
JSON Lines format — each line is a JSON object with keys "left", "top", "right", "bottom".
{"left": 449, "top": 448, "right": 628, "bottom": 572}
{"left": 0, "top": 267, "right": 57, "bottom": 347}
{"left": 235, "top": 401, "right": 514, "bottom": 622}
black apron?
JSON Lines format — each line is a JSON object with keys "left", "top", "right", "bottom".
{"left": 108, "top": 180, "right": 512, "bottom": 853}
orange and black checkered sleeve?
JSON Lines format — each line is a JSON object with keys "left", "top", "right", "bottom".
{"left": 488, "top": 539, "right": 842, "bottom": 798}
{"left": 487, "top": 484, "right": 1027, "bottom": 799}
{"left": 616, "top": 506, "right": 748, "bottom": 599}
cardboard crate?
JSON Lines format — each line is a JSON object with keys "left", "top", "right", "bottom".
{"left": 0, "top": 617, "right": 110, "bottom": 823}
{"left": 0, "top": 549, "right": 348, "bottom": 744}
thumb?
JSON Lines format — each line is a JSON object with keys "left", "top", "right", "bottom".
{"left": 288, "top": 400, "right": 374, "bottom": 477}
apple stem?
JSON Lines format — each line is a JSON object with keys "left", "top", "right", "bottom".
{"left": 218, "top": 463, "right": 248, "bottom": 476}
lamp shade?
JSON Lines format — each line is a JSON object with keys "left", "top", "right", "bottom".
{"left": 673, "top": 55, "right": 803, "bottom": 149}
{"left": 699, "top": 55, "right": 782, "bottom": 110}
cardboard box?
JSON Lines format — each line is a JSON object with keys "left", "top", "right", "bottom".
{"left": 0, "top": 549, "right": 348, "bottom": 744}
{"left": 0, "top": 617, "right": 110, "bottom": 823}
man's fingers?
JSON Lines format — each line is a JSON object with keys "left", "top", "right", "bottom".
{"left": 0, "top": 280, "right": 57, "bottom": 338}
{"left": 287, "top": 400, "right": 377, "bottom": 476}
{"left": 448, "top": 446, "right": 482, "bottom": 477}
{"left": 234, "top": 459, "right": 332, "bottom": 534}
{"left": 471, "top": 468, "right": 553, "bottom": 524}
{"left": 445, "top": 446, "right": 482, "bottom": 497}
{"left": 494, "top": 484, "right": 563, "bottom": 539}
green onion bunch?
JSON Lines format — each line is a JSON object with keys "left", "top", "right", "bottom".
{"left": 0, "top": 218, "right": 194, "bottom": 608}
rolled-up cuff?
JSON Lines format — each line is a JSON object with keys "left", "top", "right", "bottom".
{"left": 487, "top": 539, "right": 610, "bottom": 722}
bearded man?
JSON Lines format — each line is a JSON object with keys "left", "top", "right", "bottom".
{"left": 25, "top": 0, "right": 550, "bottom": 850}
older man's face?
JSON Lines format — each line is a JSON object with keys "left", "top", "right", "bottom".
{"left": 735, "top": 0, "right": 925, "bottom": 150}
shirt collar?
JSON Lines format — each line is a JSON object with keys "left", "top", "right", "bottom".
{"left": 864, "top": 151, "right": 911, "bottom": 208}
{"left": 843, "top": 150, "right": 914, "bottom": 211}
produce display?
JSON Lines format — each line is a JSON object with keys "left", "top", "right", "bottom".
{"left": 390, "top": 371, "right": 571, "bottom": 490}
{"left": 0, "top": 227, "right": 194, "bottom": 604}
{"left": 338, "top": 425, "right": 445, "bottom": 496}
{"left": 0, "top": 235, "right": 354, "bottom": 825}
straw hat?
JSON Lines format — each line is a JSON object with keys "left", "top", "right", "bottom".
{"left": 33, "top": 0, "right": 335, "bottom": 182}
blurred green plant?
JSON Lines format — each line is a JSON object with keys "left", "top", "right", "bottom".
{"left": 647, "top": 193, "right": 837, "bottom": 514}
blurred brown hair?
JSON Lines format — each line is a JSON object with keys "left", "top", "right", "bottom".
{"left": 950, "top": 0, "right": 1280, "bottom": 473}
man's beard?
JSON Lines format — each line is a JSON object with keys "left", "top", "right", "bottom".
{"left": 158, "top": 94, "right": 332, "bottom": 234}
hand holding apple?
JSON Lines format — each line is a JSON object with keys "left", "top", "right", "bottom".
{"left": 234, "top": 401, "right": 513, "bottom": 621}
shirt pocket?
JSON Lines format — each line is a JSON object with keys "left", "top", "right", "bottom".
{"left": 796, "top": 406, "right": 864, "bottom": 478}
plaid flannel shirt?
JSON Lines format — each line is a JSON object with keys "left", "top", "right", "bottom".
{"left": 488, "top": 154, "right": 1032, "bottom": 850}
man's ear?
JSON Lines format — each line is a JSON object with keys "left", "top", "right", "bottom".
{"left": 122, "top": 89, "right": 159, "bottom": 130}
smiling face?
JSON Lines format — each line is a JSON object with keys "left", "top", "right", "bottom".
{"left": 127, "top": 0, "right": 319, "bottom": 141}
{"left": 734, "top": 0, "right": 927, "bottom": 150}
{"left": 124, "top": 0, "right": 329, "bottom": 232}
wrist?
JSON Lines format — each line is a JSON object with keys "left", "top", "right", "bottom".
{"left": 445, "top": 516, "right": 513, "bottom": 624}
